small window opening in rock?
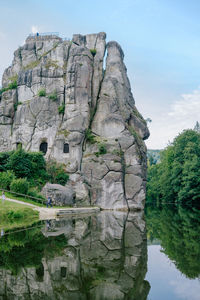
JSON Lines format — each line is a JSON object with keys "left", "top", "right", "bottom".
{"left": 16, "top": 142, "right": 22, "bottom": 150}
{"left": 63, "top": 143, "right": 69, "bottom": 153}
{"left": 61, "top": 267, "right": 67, "bottom": 278}
{"left": 40, "top": 142, "right": 48, "bottom": 154}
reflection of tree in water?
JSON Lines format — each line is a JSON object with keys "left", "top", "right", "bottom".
{"left": 0, "top": 222, "right": 67, "bottom": 275}
{"left": 145, "top": 204, "right": 200, "bottom": 279}
{"left": 0, "top": 212, "right": 150, "bottom": 300}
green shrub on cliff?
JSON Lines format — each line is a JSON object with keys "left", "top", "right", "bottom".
{"left": 90, "top": 49, "right": 97, "bottom": 56}
{"left": 58, "top": 103, "right": 65, "bottom": 114}
{"left": 38, "top": 88, "right": 46, "bottom": 97}
{"left": 0, "top": 80, "right": 18, "bottom": 95}
{"left": 46, "top": 160, "right": 69, "bottom": 185}
{"left": 48, "top": 90, "right": 57, "bottom": 101}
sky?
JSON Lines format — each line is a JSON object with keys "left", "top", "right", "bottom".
{"left": 0, "top": 0, "right": 200, "bottom": 149}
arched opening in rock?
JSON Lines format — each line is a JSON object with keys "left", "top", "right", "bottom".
{"left": 61, "top": 267, "right": 67, "bottom": 278}
{"left": 40, "top": 142, "right": 48, "bottom": 154}
{"left": 63, "top": 143, "right": 69, "bottom": 153}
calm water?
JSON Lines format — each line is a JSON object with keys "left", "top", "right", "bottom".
{"left": 0, "top": 205, "right": 199, "bottom": 299}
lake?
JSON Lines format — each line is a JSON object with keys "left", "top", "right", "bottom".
{"left": 0, "top": 205, "right": 199, "bottom": 299}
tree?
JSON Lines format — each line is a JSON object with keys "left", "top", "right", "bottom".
{"left": 194, "top": 121, "right": 200, "bottom": 133}
{"left": 147, "top": 129, "right": 200, "bottom": 205}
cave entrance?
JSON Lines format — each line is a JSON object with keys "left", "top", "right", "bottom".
{"left": 61, "top": 267, "right": 67, "bottom": 278}
{"left": 40, "top": 142, "right": 48, "bottom": 154}
{"left": 63, "top": 143, "right": 69, "bottom": 153}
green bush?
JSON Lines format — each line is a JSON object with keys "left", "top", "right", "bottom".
{"left": 27, "top": 189, "right": 46, "bottom": 203}
{"left": 98, "top": 144, "right": 107, "bottom": 155}
{"left": 58, "top": 103, "right": 65, "bottom": 114}
{"left": 95, "top": 144, "right": 107, "bottom": 157}
{"left": 10, "top": 178, "right": 29, "bottom": 195}
{"left": 8, "top": 80, "right": 17, "bottom": 90}
{"left": 6, "top": 149, "right": 33, "bottom": 178}
{"left": 0, "top": 80, "right": 18, "bottom": 95}
{"left": 5, "top": 149, "right": 47, "bottom": 181}
{"left": 55, "top": 172, "right": 69, "bottom": 185}
{"left": 85, "top": 129, "right": 96, "bottom": 144}
{"left": 0, "top": 171, "right": 16, "bottom": 190}
{"left": 48, "top": 90, "right": 57, "bottom": 101}
{"left": 46, "top": 160, "right": 69, "bottom": 185}
{"left": 90, "top": 49, "right": 97, "bottom": 56}
{"left": 0, "top": 151, "right": 13, "bottom": 172}
{"left": 38, "top": 88, "right": 46, "bottom": 97}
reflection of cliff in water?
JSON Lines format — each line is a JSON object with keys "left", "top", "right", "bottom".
{"left": 0, "top": 212, "right": 150, "bottom": 300}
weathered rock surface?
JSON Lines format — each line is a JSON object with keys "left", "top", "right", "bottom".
{"left": 42, "top": 183, "right": 75, "bottom": 206}
{"left": 0, "top": 32, "right": 149, "bottom": 210}
{"left": 0, "top": 212, "right": 150, "bottom": 299}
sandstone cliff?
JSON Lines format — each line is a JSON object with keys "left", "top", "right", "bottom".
{"left": 0, "top": 32, "right": 149, "bottom": 210}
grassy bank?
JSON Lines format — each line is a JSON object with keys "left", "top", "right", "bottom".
{"left": 4, "top": 191, "right": 46, "bottom": 207}
{"left": 0, "top": 201, "right": 39, "bottom": 230}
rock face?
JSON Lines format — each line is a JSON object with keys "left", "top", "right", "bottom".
{"left": 0, "top": 212, "right": 150, "bottom": 299}
{"left": 0, "top": 32, "right": 149, "bottom": 210}
{"left": 42, "top": 183, "right": 76, "bottom": 206}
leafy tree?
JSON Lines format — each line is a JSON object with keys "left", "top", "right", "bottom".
{"left": 147, "top": 129, "right": 200, "bottom": 205}
{"left": 6, "top": 149, "right": 34, "bottom": 178}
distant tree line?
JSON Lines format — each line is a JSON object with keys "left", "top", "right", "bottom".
{"left": 147, "top": 128, "right": 200, "bottom": 205}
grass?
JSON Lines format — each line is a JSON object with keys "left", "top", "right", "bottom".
{"left": 23, "top": 60, "right": 40, "bottom": 71}
{"left": 0, "top": 201, "right": 39, "bottom": 231}
{"left": 45, "top": 60, "right": 59, "bottom": 70}
{"left": 4, "top": 191, "right": 46, "bottom": 207}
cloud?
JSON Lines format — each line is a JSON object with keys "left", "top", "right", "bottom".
{"left": 170, "top": 278, "right": 200, "bottom": 300}
{"left": 31, "top": 25, "right": 39, "bottom": 34}
{"left": 146, "top": 87, "right": 200, "bottom": 149}
{"left": 169, "top": 88, "right": 200, "bottom": 120}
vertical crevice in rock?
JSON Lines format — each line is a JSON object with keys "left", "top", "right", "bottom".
{"left": 119, "top": 142, "right": 130, "bottom": 211}
{"left": 24, "top": 269, "right": 31, "bottom": 299}
{"left": 62, "top": 85, "right": 66, "bottom": 122}
{"left": 27, "top": 119, "right": 37, "bottom": 151}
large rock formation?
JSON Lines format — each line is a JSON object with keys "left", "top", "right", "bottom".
{"left": 0, "top": 32, "right": 149, "bottom": 210}
{"left": 0, "top": 211, "right": 150, "bottom": 299}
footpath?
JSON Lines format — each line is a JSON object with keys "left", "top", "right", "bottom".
{"left": 4, "top": 197, "right": 100, "bottom": 220}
